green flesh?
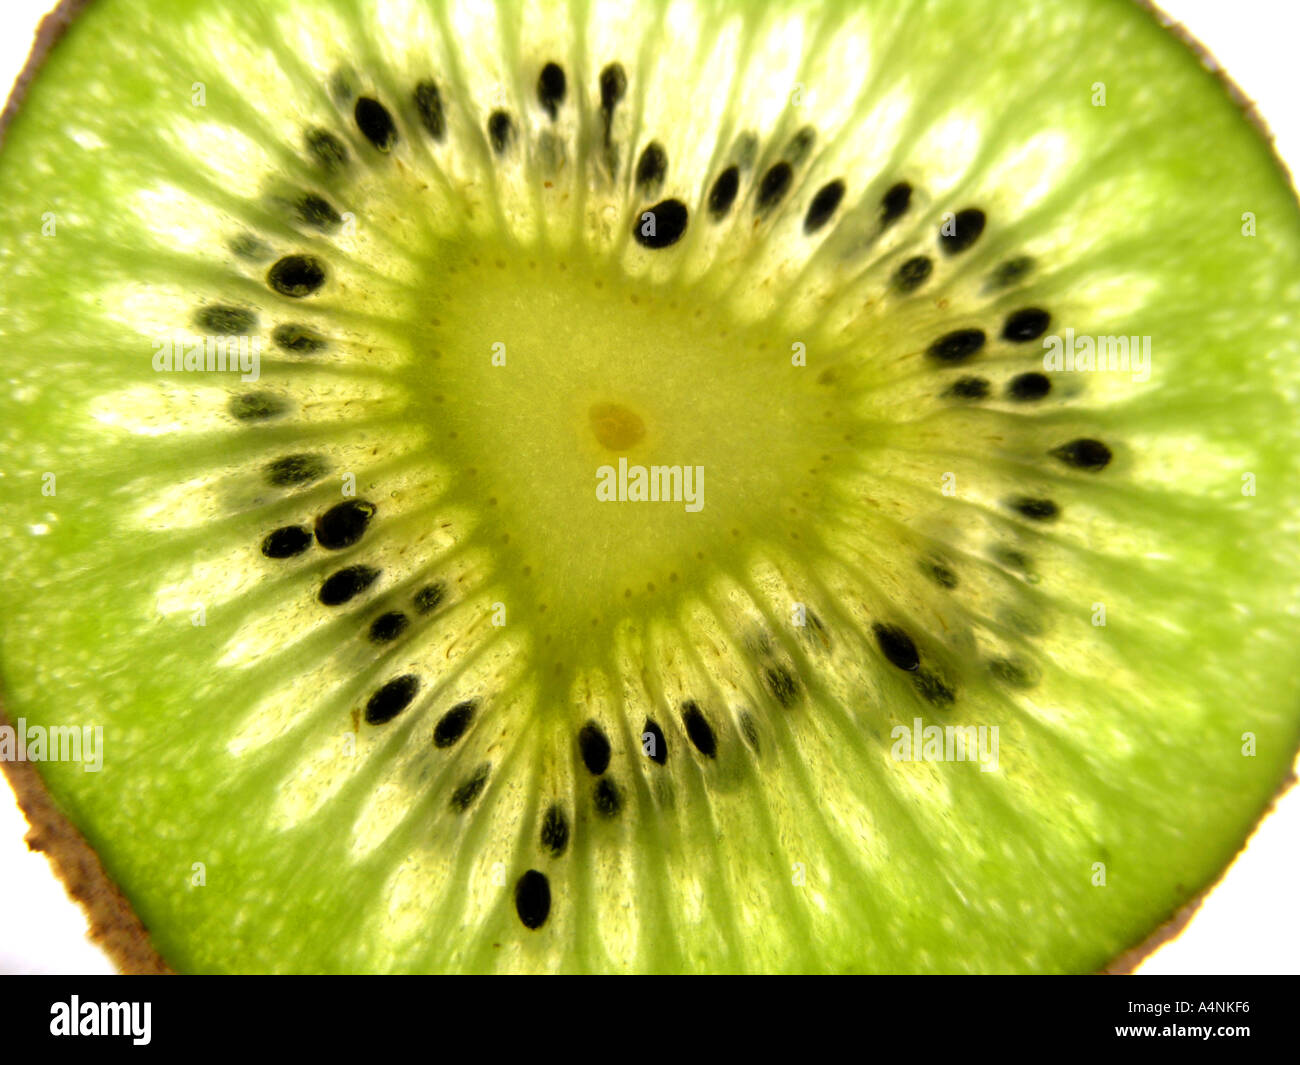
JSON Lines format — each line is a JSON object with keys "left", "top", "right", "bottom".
{"left": 1, "top": 0, "right": 1299, "bottom": 974}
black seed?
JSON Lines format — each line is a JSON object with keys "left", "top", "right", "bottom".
{"left": 354, "top": 96, "right": 398, "bottom": 151}
{"left": 272, "top": 323, "right": 327, "bottom": 354}
{"left": 578, "top": 722, "right": 612, "bottom": 776}
{"left": 306, "top": 128, "right": 348, "bottom": 172}
{"left": 785, "top": 126, "right": 816, "bottom": 165}
{"left": 261, "top": 525, "right": 312, "bottom": 558}
{"left": 597, "top": 64, "right": 625, "bottom": 158}
{"left": 1051, "top": 438, "right": 1113, "bottom": 472}
{"left": 990, "top": 658, "right": 1036, "bottom": 688}
{"left": 365, "top": 674, "right": 419, "bottom": 725}
{"left": 194, "top": 305, "right": 257, "bottom": 334}
{"left": 926, "top": 328, "right": 985, "bottom": 364}
{"left": 229, "top": 392, "right": 288, "bottom": 422}
{"left": 515, "top": 870, "right": 551, "bottom": 930}
{"left": 873, "top": 623, "right": 920, "bottom": 672}
{"left": 314, "top": 500, "right": 375, "bottom": 550}
{"left": 413, "top": 80, "right": 446, "bottom": 141}
{"left": 593, "top": 777, "right": 622, "bottom": 818}
{"left": 433, "top": 700, "right": 476, "bottom": 748}
{"left": 1002, "top": 307, "right": 1051, "bottom": 343}
{"left": 267, "top": 255, "right": 326, "bottom": 298}
{"left": 803, "top": 179, "right": 845, "bottom": 234}
{"left": 990, "top": 256, "right": 1033, "bottom": 288}
{"left": 540, "top": 805, "right": 569, "bottom": 857}
{"left": 707, "top": 166, "right": 740, "bottom": 219}
{"left": 368, "top": 611, "right": 409, "bottom": 643}
{"left": 681, "top": 701, "right": 717, "bottom": 758}
{"left": 913, "top": 670, "right": 955, "bottom": 707}
{"left": 642, "top": 718, "right": 667, "bottom": 765}
{"left": 880, "top": 181, "right": 912, "bottom": 226}
{"left": 945, "top": 376, "right": 990, "bottom": 400}
{"left": 939, "top": 207, "right": 986, "bottom": 254}
{"left": 764, "top": 666, "right": 799, "bottom": 708}
{"left": 599, "top": 63, "right": 627, "bottom": 114}
{"left": 922, "top": 560, "right": 959, "bottom": 589}
{"left": 450, "top": 763, "right": 491, "bottom": 812}
{"left": 319, "top": 565, "right": 380, "bottom": 606}
{"left": 893, "top": 255, "right": 933, "bottom": 293}
{"left": 487, "top": 110, "right": 515, "bottom": 155}
{"left": 635, "top": 141, "right": 667, "bottom": 190}
{"left": 633, "top": 199, "right": 688, "bottom": 249}
{"left": 739, "top": 712, "right": 760, "bottom": 755}
{"left": 265, "top": 453, "right": 327, "bottom": 487}
{"left": 1008, "top": 497, "right": 1060, "bottom": 522}
{"left": 537, "top": 62, "right": 566, "bottom": 120}
{"left": 413, "top": 582, "right": 446, "bottom": 614}
{"left": 295, "top": 193, "right": 342, "bottom": 231}
{"left": 755, "top": 162, "right": 793, "bottom": 213}
{"left": 1007, "top": 372, "right": 1051, "bottom": 401}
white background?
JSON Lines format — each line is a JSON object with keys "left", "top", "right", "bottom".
{"left": 0, "top": 0, "right": 1297, "bottom": 975}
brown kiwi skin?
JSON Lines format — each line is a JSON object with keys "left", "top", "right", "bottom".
{"left": 1101, "top": 770, "right": 1297, "bottom": 974}
{"left": 0, "top": 0, "right": 170, "bottom": 976}
{"left": 0, "top": 0, "right": 93, "bottom": 150}
{"left": 0, "top": 718, "right": 171, "bottom": 974}
{"left": 0, "top": 0, "right": 1295, "bottom": 976}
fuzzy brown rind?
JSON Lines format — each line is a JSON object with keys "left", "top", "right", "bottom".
{"left": 1102, "top": 769, "right": 1297, "bottom": 975}
{"left": 1, "top": 0, "right": 169, "bottom": 976}
{"left": 1134, "top": 0, "right": 1296, "bottom": 189}
{"left": 0, "top": 0, "right": 94, "bottom": 150}
{"left": 1, "top": 711, "right": 170, "bottom": 973}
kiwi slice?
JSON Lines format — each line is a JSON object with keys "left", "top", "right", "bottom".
{"left": 1, "top": 0, "right": 1298, "bottom": 975}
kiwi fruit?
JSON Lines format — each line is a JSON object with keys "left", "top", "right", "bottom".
{"left": 1, "top": 0, "right": 1298, "bottom": 975}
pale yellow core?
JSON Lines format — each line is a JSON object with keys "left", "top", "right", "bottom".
{"left": 403, "top": 245, "right": 841, "bottom": 625}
